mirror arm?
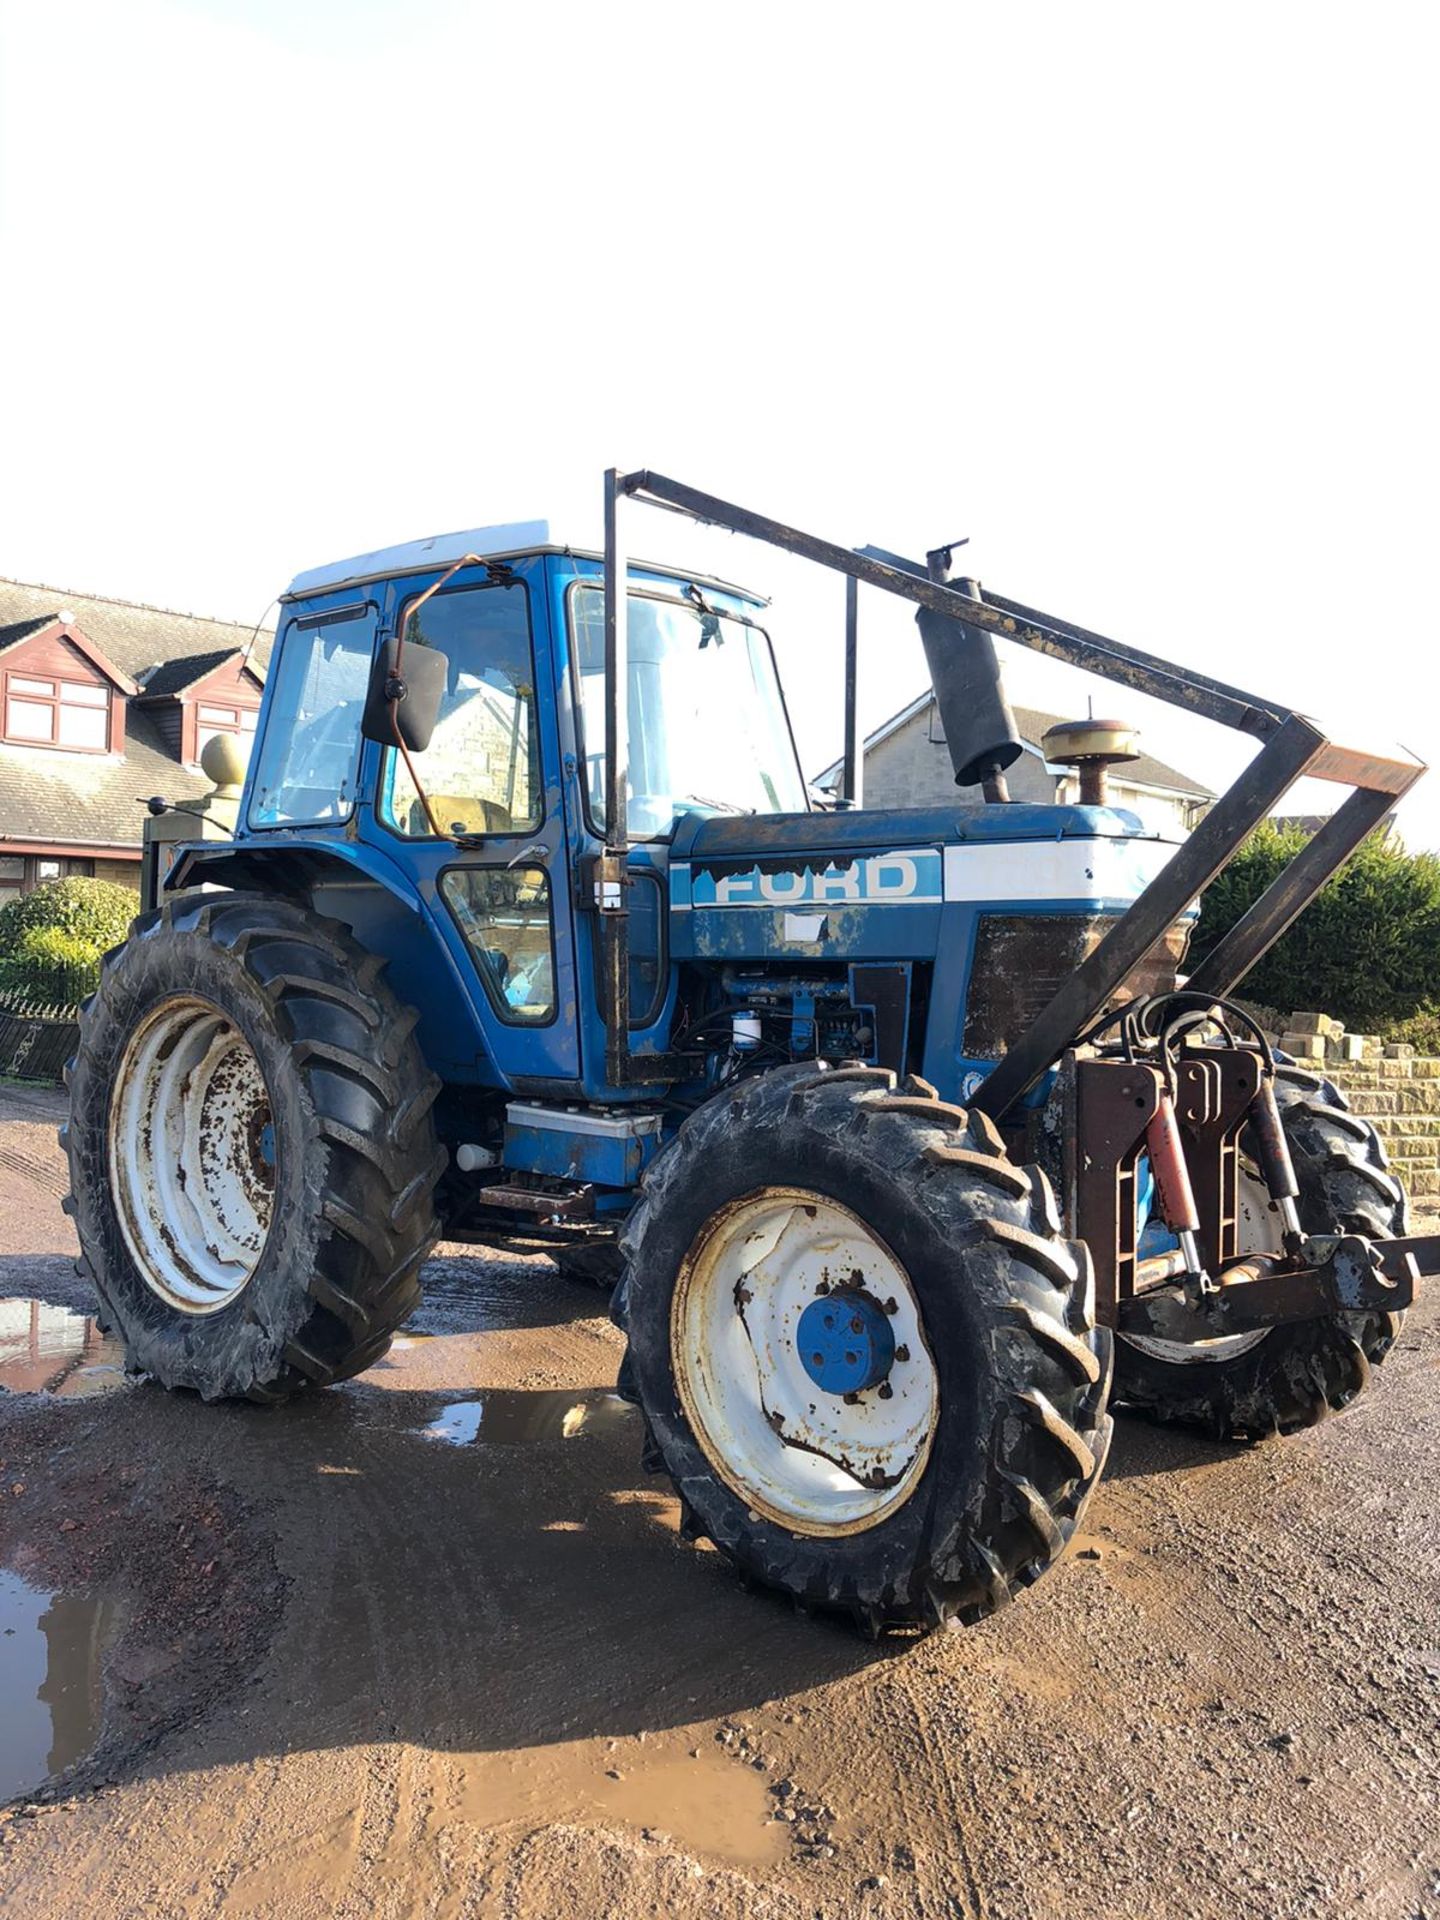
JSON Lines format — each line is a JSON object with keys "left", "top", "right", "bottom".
{"left": 388, "top": 552, "right": 486, "bottom": 843}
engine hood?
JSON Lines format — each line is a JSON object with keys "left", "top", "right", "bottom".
{"left": 666, "top": 803, "right": 1185, "bottom": 964}
{"left": 669, "top": 801, "right": 1162, "bottom": 860}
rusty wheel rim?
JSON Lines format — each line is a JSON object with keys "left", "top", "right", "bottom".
{"left": 108, "top": 996, "right": 276, "bottom": 1315}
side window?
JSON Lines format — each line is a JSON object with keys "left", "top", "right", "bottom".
{"left": 442, "top": 867, "right": 555, "bottom": 1024}
{"left": 249, "top": 606, "right": 373, "bottom": 826}
{"left": 592, "top": 869, "right": 666, "bottom": 1027}
{"left": 380, "top": 583, "right": 540, "bottom": 839}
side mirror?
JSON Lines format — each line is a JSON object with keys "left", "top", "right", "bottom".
{"left": 360, "top": 638, "right": 448, "bottom": 752}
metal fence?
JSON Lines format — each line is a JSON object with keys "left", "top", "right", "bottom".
{"left": 0, "top": 955, "right": 96, "bottom": 1014}
{"left": 0, "top": 1008, "right": 78, "bottom": 1084}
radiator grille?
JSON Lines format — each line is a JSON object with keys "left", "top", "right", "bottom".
{"left": 963, "top": 914, "right": 1189, "bottom": 1057}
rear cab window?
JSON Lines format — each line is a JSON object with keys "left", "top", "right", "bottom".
{"left": 249, "top": 602, "right": 373, "bottom": 827}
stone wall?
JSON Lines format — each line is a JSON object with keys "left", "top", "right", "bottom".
{"left": 864, "top": 706, "right": 1056, "bottom": 811}
{"left": 1326, "top": 1054, "right": 1440, "bottom": 1206}
{"left": 93, "top": 858, "right": 141, "bottom": 894}
{"left": 1252, "top": 1008, "right": 1440, "bottom": 1207}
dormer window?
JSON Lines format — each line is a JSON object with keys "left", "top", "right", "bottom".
{"left": 195, "top": 701, "right": 259, "bottom": 764}
{"left": 2, "top": 670, "right": 112, "bottom": 752}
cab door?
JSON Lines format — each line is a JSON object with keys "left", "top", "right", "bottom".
{"left": 363, "top": 556, "right": 581, "bottom": 1086}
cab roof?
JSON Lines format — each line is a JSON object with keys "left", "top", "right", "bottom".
{"left": 283, "top": 521, "right": 766, "bottom": 606}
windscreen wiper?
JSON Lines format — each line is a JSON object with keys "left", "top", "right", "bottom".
{"left": 675, "top": 793, "right": 750, "bottom": 815}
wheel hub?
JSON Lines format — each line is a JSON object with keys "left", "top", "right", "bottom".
{"left": 796, "top": 1290, "right": 896, "bottom": 1395}
{"left": 670, "top": 1188, "right": 937, "bottom": 1537}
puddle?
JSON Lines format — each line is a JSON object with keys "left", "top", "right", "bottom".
{"left": 0, "top": 1298, "right": 131, "bottom": 1399}
{"left": 0, "top": 1568, "right": 115, "bottom": 1801}
{"left": 454, "top": 1739, "right": 788, "bottom": 1867}
{"left": 415, "top": 1389, "right": 637, "bottom": 1447}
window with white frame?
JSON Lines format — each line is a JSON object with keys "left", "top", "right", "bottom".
{"left": 194, "top": 701, "right": 259, "bottom": 763}
{"left": 2, "top": 673, "right": 111, "bottom": 751}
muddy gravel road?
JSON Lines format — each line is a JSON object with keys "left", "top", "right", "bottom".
{"left": 1, "top": 1082, "right": 1438, "bottom": 1920}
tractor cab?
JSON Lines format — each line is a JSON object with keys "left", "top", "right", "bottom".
{"left": 183, "top": 528, "right": 806, "bottom": 1100}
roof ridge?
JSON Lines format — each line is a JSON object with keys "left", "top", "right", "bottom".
{"left": 0, "top": 573, "right": 271, "bottom": 637}
{"left": 812, "top": 687, "right": 1214, "bottom": 796}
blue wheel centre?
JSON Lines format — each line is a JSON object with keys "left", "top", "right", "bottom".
{"left": 796, "top": 1291, "right": 896, "bottom": 1395}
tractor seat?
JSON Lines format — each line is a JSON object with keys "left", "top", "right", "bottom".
{"left": 407, "top": 794, "right": 514, "bottom": 837}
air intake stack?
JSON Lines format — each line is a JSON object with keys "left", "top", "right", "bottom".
{"left": 1040, "top": 716, "right": 1141, "bottom": 807}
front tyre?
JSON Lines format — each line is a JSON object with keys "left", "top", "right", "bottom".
{"left": 62, "top": 892, "right": 445, "bottom": 1402}
{"left": 616, "top": 1064, "right": 1113, "bottom": 1633}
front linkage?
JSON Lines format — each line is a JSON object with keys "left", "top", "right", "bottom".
{"left": 1056, "top": 990, "right": 1433, "bottom": 1350}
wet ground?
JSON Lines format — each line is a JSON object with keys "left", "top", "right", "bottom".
{"left": 1, "top": 1081, "right": 1438, "bottom": 1918}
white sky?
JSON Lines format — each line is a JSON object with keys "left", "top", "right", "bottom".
{"left": 2, "top": 0, "right": 1436, "bottom": 841}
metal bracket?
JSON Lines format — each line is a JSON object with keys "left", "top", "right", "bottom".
{"left": 588, "top": 850, "right": 627, "bottom": 915}
{"left": 1067, "top": 1055, "right": 1164, "bottom": 1318}
{"left": 1172, "top": 1044, "right": 1262, "bottom": 1272}
{"left": 1117, "top": 1233, "right": 1415, "bottom": 1340}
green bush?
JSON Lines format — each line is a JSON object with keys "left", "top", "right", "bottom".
{"left": 1190, "top": 823, "right": 1440, "bottom": 1033}
{"left": 0, "top": 876, "right": 137, "bottom": 955}
{"left": 0, "top": 877, "right": 137, "bottom": 1011}
{"left": 1383, "top": 1004, "right": 1440, "bottom": 1054}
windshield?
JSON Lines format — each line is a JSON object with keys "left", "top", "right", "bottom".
{"left": 571, "top": 584, "right": 807, "bottom": 838}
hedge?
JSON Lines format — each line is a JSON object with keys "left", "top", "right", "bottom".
{"left": 1190, "top": 822, "right": 1440, "bottom": 1034}
{"left": 0, "top": 877, "right": 138, "bottom": 1013}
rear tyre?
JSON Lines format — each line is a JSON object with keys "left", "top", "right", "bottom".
{"left": 615, "top": 1063, "right": 1113, "bottom": 1633}
{"left": 62, "top": 891, "right": 444, "bottom": 1402}
{"left": 1114, "top": 1065, "right": 1406, "bottom": 1438}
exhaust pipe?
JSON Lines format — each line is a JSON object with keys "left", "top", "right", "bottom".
{"left": 915, "top": 573, "right": 1023, "bottom": 804}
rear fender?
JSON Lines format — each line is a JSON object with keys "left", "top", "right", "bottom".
{"left": 165, "top": 839, "right": 496, "bottom": 1084}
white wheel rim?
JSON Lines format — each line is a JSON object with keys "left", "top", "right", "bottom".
{"left": 671, "top": 1187, "right": 937, "bottom": 1536}
{"left": 1119, "top": 1165, "right": 1278, "bottom": 1366}
{"left": 108, "top": 995, "right": 275, "bottom": 1314}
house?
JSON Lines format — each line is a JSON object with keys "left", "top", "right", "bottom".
{"left": 814, "top": 691, "right": 1214, "bottom": 838}
{"left": 0, "top": 576, "right": 269, "bottom": 907}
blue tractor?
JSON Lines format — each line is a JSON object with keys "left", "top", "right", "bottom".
{"left": 64, "top": 470, "right": 1434, "bottom": 1632}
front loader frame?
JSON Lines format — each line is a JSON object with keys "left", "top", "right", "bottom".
{"left": 599, "top": 468, "right": 1426, "bottom": 1112}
